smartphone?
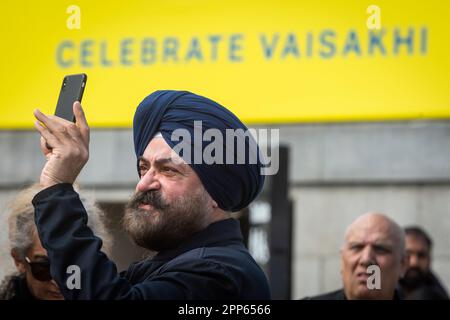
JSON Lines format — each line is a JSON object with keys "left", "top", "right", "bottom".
{"left": 54, "top": 74, "right": 87, "bottom": 122}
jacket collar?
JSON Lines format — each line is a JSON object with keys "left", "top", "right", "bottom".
{"left": 151, "top": 218, "right": 244, "bottom": 262}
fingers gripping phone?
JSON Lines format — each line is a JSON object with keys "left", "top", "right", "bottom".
{"left": 55, "top": 74, "right": 87, "bottom": 122}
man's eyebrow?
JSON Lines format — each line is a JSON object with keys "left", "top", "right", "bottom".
{"left": 347, "top": 241, "right": 364, "bottom": 246}
{"left": 154, "top": 157, "right": 183, "bottom": 167}
{"left": 373, "top": 242, "right": 393, "bottom": 249}
{"left": 138, "top": 156, "right": 184, "bottom": 167}
{"left": 347, "top": 240, "right": 392, "bottom": 247}
{"left": 138, "top": 156, "right": 149, "bottom": 165}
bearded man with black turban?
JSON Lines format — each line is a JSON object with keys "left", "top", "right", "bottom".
{"left": 32, "top": 90, "right": 270, "bottom": 299}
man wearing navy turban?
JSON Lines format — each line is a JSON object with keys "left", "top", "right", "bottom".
{"left": 31, "top": 90, "right": 270, "bottom": 299}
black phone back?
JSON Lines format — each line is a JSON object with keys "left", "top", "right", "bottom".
{"left": 55, "top": 74, "right": 87, "bottom": 122}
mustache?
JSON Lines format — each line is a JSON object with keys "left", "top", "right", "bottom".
{"left": 405, "top": 266, "right": 426, "bottom": 277}
{"left": 127, "top": 190, "right": 167, "bottom": 211}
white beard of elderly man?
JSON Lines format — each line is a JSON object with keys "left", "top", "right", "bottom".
{"left": 31, "top": 90, "right": 270, "bottom": 300}
{"left": 305, "top": 212, "right": 407, "bottom": 300}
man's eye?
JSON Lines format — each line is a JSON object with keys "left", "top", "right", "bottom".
{"left": 161, "top": 166, "right": 176, "bottom": 172}
{"left": 350, "top": 245, "right": 363, "bottom": 251}
{"left": 139, "top": 166, "right": 148, "bottom": 175}
{"left": 375, "top": 247, "right": 389, "bottom": 254}
{"left": 418, "top": 252, "right": 427, "bottom": 259}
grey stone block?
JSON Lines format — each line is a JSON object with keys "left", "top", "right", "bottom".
{"left": 292, "top": 256, "right": 321, "bottom": 299}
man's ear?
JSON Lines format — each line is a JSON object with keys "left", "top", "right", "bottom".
{"left": 339, "top": 247, "right": 344, "bottom": 276}
{"left": 11, "top": 249, "right": 26, "bottom": 274}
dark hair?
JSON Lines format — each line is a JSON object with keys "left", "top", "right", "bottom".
{"left": 404, "top": 226, "right": 433, "bottom": 250}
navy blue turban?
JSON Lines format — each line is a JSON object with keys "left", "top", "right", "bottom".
{"left": 133, "top": 90, "right": 265, "bottom": 212}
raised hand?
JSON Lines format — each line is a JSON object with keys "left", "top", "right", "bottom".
{"left": 33, "top": 101, "right": 90, "bottom": 187}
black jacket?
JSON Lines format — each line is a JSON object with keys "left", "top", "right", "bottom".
{"left": 32, "top": 183, "right": 270, "bottom": 300}
{"left": 305, "top": 288, "right": 403, "bottom": 300}
{"left": 402, "top": 271, "right": 449, "bottom": 300}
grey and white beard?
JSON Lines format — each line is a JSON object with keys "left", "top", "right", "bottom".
{"left": 123, "top": 187, "right": 211, "bottom": 252}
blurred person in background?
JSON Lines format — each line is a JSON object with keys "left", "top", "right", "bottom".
{"left": 0, "top": 183, "right": 112, "bottom": 300}
{"left": 306, "top": 212, "right": 407, "bottom": 300}
{"left": 399, "top": 226, "right": 449, "bottom": 300}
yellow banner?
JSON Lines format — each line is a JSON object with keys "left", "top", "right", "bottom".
{"left": 1, "top": 0, "right": 449, "bottom": 128}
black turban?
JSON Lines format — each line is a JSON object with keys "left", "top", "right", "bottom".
{"left": 133, "top": 90, "right": 265, "bottom": 212}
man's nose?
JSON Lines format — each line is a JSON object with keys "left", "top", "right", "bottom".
{"left": 136, "top": 169, "right": 161, "bottom": 193}
{"left": 360, "top": 246, "right": 376, "bottom": 266}
{"left": 409, "top": 254, "right": 419, "bottom": 267}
